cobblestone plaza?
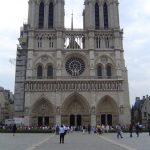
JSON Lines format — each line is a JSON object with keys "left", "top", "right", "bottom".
{"left": 0, "top": 132, "right": 149, "bottom": 150}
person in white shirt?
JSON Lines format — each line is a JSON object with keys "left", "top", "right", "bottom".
{"left": 59, "top": 125, "right": 65, "bottom": 144}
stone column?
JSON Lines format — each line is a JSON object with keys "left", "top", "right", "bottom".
{"left": 91, "top": 106, "right": 96, "bottom": 126}
{"left": 29, "top": 1, "right": 36, "bottom": 28}
{"left": 113, "top": 1, "right": 120, "bottom": 28}
{"left": 89, "top": 2, "right": 94, "bottom": 29}
{"left": 56, "top": 106, "right": 61, "bottom": 125}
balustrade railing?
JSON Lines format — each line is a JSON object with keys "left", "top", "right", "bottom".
{"left": 25, "top": 79, "right": 123, "bottom": 92}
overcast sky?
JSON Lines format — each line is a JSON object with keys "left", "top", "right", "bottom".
{"left": 0, "top": 0, "right": 150, "bottom": 105}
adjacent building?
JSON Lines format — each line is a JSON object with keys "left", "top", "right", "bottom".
{"left": 14, "top": 0, "right": 131, "bottom": 127}
{"left": 0, "top": 87, "right": 14, "bottom": 124}
{"left": 132, "top": 95, "right": 150, "bottom": 126}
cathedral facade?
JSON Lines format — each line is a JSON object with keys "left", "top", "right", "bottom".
{"left": 14, "top": 0, "right": 131, "bottom": 127}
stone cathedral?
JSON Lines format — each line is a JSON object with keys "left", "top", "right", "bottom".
{"left": 14, "top": 0, "right": 131, "bottom": 127}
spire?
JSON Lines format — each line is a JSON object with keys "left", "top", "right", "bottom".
{"left": 71, "top": 10, "right": 73, "bottom": 30}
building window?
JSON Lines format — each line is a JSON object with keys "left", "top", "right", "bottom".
{"left": 48, "top": 2, "right": 54, "bottom": 29}
{"left": 37, "top": 65, "right": 43, "bottom": 79}
{"left": 144, "top": 112, "right": 147, "bottom": 118}
{"left": 103, "top": 2, "right": 108, "bottom": 29}
{"left": 95, "top": 3, "right": 100, "bottom": 29}
{"left": 106, "top": 64, "right": 112, "bottom": 78}
{"left": 47, "top": 65, "right": 53, "bottom": 78}
{"left": 65, "top": 57, "right": 85, "bottom": 76}
{"left": 105, "top": 37, "right": 109, "bottom": 48}
{"left": 39, "top": 2, "right": 44, "bottom": 29}
{"left": 97, "top": 65, "right": 102, "bottom": 78}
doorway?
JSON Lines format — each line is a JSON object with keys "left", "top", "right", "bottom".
{"left": 70, "top": 115, "right": 75, "bottom": 126}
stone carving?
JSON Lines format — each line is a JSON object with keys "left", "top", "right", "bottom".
{"left": 101, "top": 56, "right": 108, "bottom": 64}
{"left": 41, "top": 55, "right": 49, "bottom": 62}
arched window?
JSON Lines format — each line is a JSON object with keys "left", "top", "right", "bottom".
{"left": 103, "top": 2, "right": 108, "bottom": 29}
{"left": 47, "top": 65, "right": 53, "bottom": 78}
{"left": 37, "top": 65, "right": 43, "bottom": 79}
{"left": 48, "top": 2, "right": 54, "bottom": 28}
{"left": 95, "top": 3, "right": 100, "bottom": 29}
{"left": 39, "top": 2, "right": 44, "bottom": 29}
{"left": 106, "top": 64, "right": 112, "bottom": 78}
{"left": 97, "top": 65, "right": 102, "bottom": 78}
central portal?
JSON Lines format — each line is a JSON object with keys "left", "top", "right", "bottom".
{"left": 61, "top": 93, "right": 90, "bottom": 127}
{"left": 70, "top": 114, "right": 82, "bottom": 127}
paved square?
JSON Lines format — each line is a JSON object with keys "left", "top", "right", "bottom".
{"left": 0, "top": 132, "right": 149, "bottom": 150}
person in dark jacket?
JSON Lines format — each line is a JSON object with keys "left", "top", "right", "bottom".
{"left": 135, "top": 123, "right": 140, "bottom": 137}
{"left": 129, "top": 123, "right": 133, "bottom": 137}
{"left": 12, "top": 124, "right": 17, "bottom": 136}
{"left": 148, "top": 123, "right": 150, "bottom": 136}
{"left": 88, "top": 124, "right": 91, "bottom": 134}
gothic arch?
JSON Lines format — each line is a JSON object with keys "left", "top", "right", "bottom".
{"left": 48, "top": 2, "right": 54, "bottom": 28}
{"left": 61, "top": 93, "right": 91, "bottom": 126}
{"left": 38, "top": 1, "right": 45, "bottom": 29}
{"left": 96, "top": 63, "right": 104, "bottom": 78}
{"left": 34, "top": 54, "right": 55, "bottom": 68}
{"left": 36, "top": 63, "right": 44, "bottom": 78}
{"left": 95, "top": 2, "right": 100, "bottom": 29}
{"left": 96, "top": 95, "right": 119, "bottom": 125}
{"left": 96, "top": 55, "right": 115, "bottom": 65}
{"left": 46, "top": 63, "right": 54, "bottom": 78}
{"left": 103, "top": 2, "right": 109, "bottom": 28}
{"left": 30, "top": 97, "right": 55, "bottom": 116}
{"left": 62, "top": 93, "right": 90, "bottom": 114}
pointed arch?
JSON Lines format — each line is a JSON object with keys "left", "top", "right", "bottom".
{"left": 62, "top": 93, "right": 90, "bottom": 114}
{"left": 48, "top": 2, "right": 54, "bottom": 29}
{"left": 37, "top": 64, "right": 43, "bottom": 79}
{"left": 47, "top": 64, "right": 53, "bottom": 78}
{"left": 103, "top": 2, "right": 108, "bottom": 29}
{"left": 61, "top": 93, "right": 91, "bottom": 126}
{"left": 39, "top": 2, "right": 44, "bottom": 29}
{"left": 106, "top": 63, "right": 112, "bottom": 78}
{"left": 95, "top": 3, "right": 100, "bottom": 29}
{"left": 97, "top": 95, "right": 118, "bottom": 112}
{"left": 97, "top": 64, "right": 103, "bottom": 78}
{"left": 96, "top": 95, "right": 119, "bottom": 125}
{"left": 31, "top": 97, "right": 54, "bottom": 115}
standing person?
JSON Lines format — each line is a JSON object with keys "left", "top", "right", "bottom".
{"left": 135, "top": 123, "right": 140, "bottom": 137}
{"left": 59, "top": 125, "right": 65, "bottom": 144}
{"left": 12, "top": 124, "right": 17, "bottom": 136}
{"left": 82, "top": 125, "right": 86, "bottom": 134}
{"left": 147, "top": 123, "right": 150, "bottom": 136}
{"left": 56, "top": 125, "right": 59, "bottom": 135}
{"left": 88, "top": 124, "right": 91, "bottom": 134}
{"left": 116, "top": 124, "right": 123, "bottom": 139}
{"left": 129, "top": 123, "right": 133, "bottom": 137}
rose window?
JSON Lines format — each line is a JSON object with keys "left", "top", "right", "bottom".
{"left": 65, "top": 57, "right": 85, "bottom": 76}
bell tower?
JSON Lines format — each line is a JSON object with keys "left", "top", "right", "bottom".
{"left": 83, "top": 0, "right": 120, "bottom": 29}
{"left": 28, "top": 0, "right": 65, "bottom": 29}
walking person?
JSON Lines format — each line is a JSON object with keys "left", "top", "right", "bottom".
{"left": 129, "top": 123, "right": 133, "bottom": 137}
{"left": 88, "top": 124, "right": 91, "bottom": 134}
{"left": 59, "top": 125, "right": 65, "bottom": 144}
{"left": 135, "top": 123, "right": 140, "bottom": 137}
{"left": 56, "top": 125, "right": 59, "bottom": 135}
{"left": 116, "top": 124, "right": 123, "bottom": 139}
{"left": 12, "top": 124, "right": 17, "bottom": 136}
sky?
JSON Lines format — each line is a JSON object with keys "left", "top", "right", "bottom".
{"left": 0, "top": 0, "right": 150, "bottom": 105}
